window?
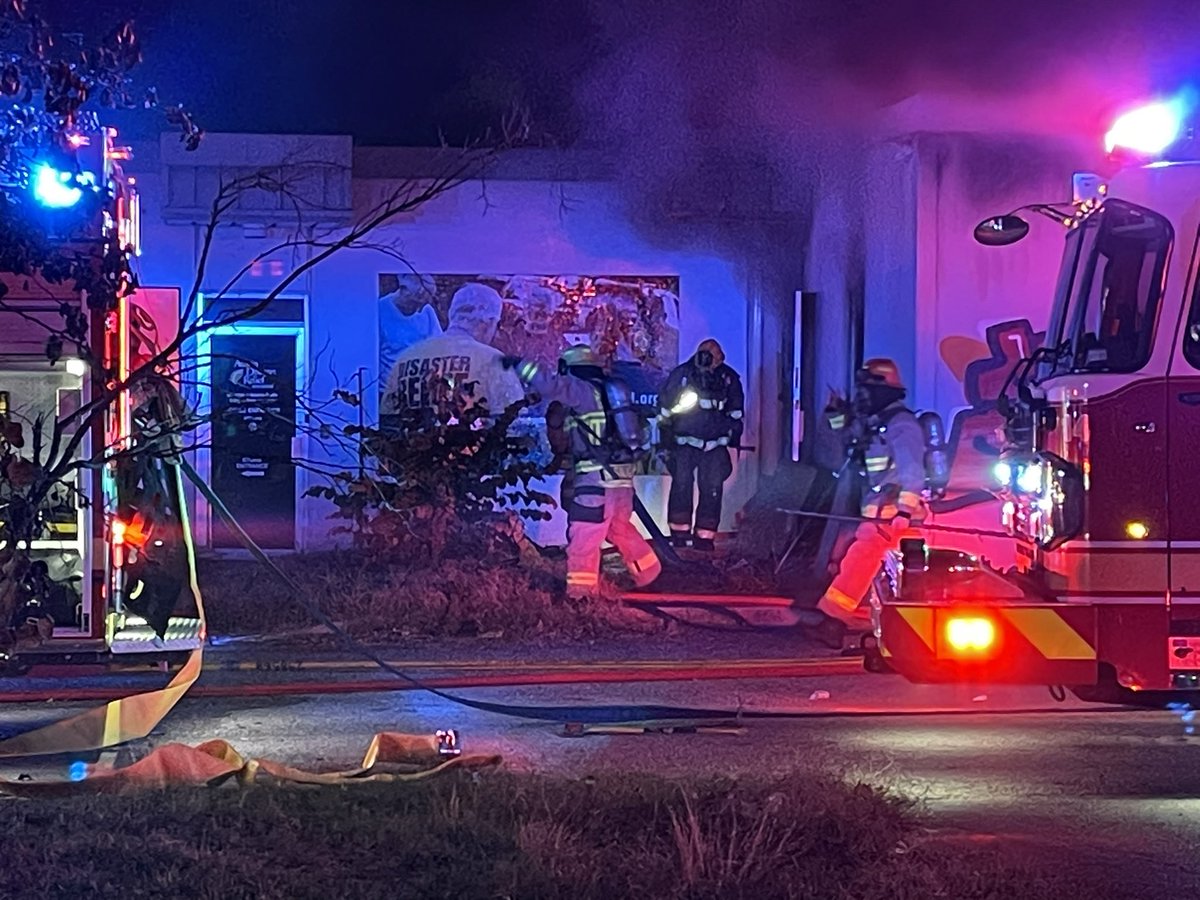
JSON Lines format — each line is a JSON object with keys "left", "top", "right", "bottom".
{"left": 1178, "top": 229, "right": 1200, "bottom": 370}
{"left": 1056, "top": 201, "right": 1172, "bottom": 375}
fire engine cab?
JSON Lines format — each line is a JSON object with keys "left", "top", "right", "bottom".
{"left": 877, "top": 98, "right": 1200, "bottom": 700}
{"left": 0, "top": 127, "right": 202, "bottom": 667}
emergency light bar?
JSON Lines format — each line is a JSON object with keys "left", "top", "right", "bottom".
{"left": 1105, "top": 94, "right": 1194, "bottom": 158}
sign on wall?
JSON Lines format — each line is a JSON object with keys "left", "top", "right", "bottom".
{"left": 939, "top": 317, "right": 1044, "bottom": 491}
{"left": 210, "top": 333, "right": 297, "bottom": 549}
{"left": 377, "top": 273, "right": 681, "bottom": 415}
{"left": 127, "top": 287, "right": 182, "bottom": 377}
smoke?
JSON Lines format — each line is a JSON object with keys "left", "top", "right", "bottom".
{"left": 551, "top": 0, "right": 1200, "bottom": 432}
{"left": 566, "top": 0, "right": 1200, "bottom": 223}
{"left": 576, "top": 0, "right": 1200, "bottom": 141}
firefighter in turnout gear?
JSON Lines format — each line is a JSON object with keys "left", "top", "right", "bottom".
{"left": 804, "top": 358, "right": 927, "bottom": 646}
{"left": 658, "top": 339, "right": 744, "bottom": 551}
{"left": 506, "top": 345, "right": 662, "bottom": 598}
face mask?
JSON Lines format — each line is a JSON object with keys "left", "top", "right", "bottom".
{"left": 857, "top": 384, "right": 904, "bottom": 415}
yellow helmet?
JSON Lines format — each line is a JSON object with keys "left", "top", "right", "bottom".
{"left": 695, "top": 338, "right": 725, "bottom": 369}
{"left": 560, "top": 344, "right": 601, "bottom": 369}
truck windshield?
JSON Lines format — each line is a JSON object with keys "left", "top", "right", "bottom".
{"left": 1043, "top": 199, "right": 1172, "bottom": 376}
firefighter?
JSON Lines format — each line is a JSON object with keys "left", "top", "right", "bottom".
{"left": 803, "top": 358, "right": 926, "bottom": 647}
{"left": 505, "top": 345, "right": 662, "bottom": 599}
{"left": 658, "top": 339, "right": 744, "bottom": 551}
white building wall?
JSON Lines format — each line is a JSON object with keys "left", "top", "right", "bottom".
{"left": 128, "top": 130, "right": 1099, "bottom": 555}
{"left": 132, "top": 140, "right": 755, "bottom": 551}
{"left": 912, "top": 133, "right": 1090, "bottom": 420}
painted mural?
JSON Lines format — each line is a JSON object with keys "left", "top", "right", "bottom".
{"left": 377, "top": 273, "right": 681, "bottom": 409}
{"left": 938, "top": 317, "right": 1045, "bottom": 492}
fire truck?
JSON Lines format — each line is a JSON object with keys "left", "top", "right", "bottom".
{"left": 0, "top": 127, "right": 202, "bottom": 668}
{"left": 873, "top": 98, "right": 1200, "bottom": 701}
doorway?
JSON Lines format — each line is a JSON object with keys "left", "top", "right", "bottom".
{"left": 197, "top": 299, "right": 304, "bottom": 552}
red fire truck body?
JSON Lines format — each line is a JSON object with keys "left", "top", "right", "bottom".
{"left": 879, "top": 131, "right": 1200, "bottom": 698}
{"left": 0, "top": 129, "right": 200, "bottom": 663}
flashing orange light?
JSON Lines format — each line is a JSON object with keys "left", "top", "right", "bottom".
{"left": 111, "top": 518, "right": 127, "bottom": 546}
{"left": 945, "top": 616, "right": 996, "bottom": 654}
{"left": 1125, "top": 521, "right": 1150, "bottom": 540}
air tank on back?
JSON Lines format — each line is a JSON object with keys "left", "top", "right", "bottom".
{"left": 919, "top": 411, "right": 951, "bottom": 498}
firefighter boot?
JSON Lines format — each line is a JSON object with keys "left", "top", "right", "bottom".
{"left": 691, "top": 535, "right": 715, "bottom": 552}
{"left": 670, "top": 531, "right": 691, "bottom": 550}
{"left": 794, "top": 608, "right": 848, "bottom": 650}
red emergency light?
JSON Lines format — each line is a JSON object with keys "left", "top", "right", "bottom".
{"left": 944, "top": 616, "right": 997, "bottom": 656}
{"left": 1105, "top": 95, "right": 1192, "bottom": 158}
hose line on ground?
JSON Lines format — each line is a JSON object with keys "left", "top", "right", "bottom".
{"left": 186, "top": 464, "right": 1108, "bottom": 727}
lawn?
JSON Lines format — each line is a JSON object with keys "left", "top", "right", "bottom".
{"left": 0, "top": 771, "right": 1065, "bottom": 900}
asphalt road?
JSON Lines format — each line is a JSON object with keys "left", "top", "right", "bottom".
{"left": 2, "top": 637, "right": 1200, "bottom": 897}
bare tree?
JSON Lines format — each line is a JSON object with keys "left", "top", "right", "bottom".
{"left": 0, "top": 133, "right": 523, "bottom": 650}
{"left": 0, "top": 0, "right": 529, "bottom": 651}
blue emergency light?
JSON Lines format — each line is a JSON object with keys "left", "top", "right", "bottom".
{"left": 31, "top": 162, "right": 97, "bottom": 209}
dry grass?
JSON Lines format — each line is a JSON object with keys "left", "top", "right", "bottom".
{"left": 0, "top": 772, "right": 1070, "bottom": 900}
{"left": 197, "top": 547, "right": 665, "bottom": 642}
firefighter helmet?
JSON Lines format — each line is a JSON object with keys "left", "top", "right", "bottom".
{"left": 560, "top": 344, "right": 602, "bottom": 369}
{"left": 858, "top": 358, "right": 904, "bottom": 390}
{"left": 695, "top": 338, "right": 725, "bottom": 370}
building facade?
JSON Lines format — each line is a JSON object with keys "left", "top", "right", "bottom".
{"left": 127, "top": 129, "right": 1094, "bottom": 553}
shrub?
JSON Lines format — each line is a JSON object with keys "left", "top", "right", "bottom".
{"left": 308, "top": 392, "right": 553, "bottom": 566}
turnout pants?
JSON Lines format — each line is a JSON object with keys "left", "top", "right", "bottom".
{"left": 667, "top": 445, "right": 733, "bottom": 540}
{"left": 566, "top": 480, "right": 662, "bottom": 597}
{"left": 818, "top": 517, "right": 912, "bottom": 623}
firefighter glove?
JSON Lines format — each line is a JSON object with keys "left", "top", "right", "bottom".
{"left": 500, "top": 355, "right": 521, "bottom": 371}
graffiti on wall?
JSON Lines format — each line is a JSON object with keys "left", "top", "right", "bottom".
{"left": 938, "top": 318, "right": 1044, "bottom": 491}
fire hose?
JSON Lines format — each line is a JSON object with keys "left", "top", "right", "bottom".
{"left": 0, "top": 459, "right": 1049, "bottom": 770}
{"left": 0, "top": 461, "right": 206, "bottom": 759}
{"left": 0, "top": 657, "right": 866, "bottom": 703}
{"left": 0, "top": 730, "right": 500, "bottom": 797}
{"left": 184, "top": 462, "right": 1098, "bottom": 731}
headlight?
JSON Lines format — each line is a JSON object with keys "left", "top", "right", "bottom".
{"left": 992, "top": 461, "right": 1013, "bottom": 486}
{"left": 1016, "top": 463, "right": 1043, "bottom": 494}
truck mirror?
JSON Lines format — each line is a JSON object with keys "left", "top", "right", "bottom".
{"left": 974, "top": 215, "right": 1030, "bottom": 246}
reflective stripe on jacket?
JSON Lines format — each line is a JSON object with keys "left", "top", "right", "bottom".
{"left": 518, "top": 362, "right": 636, "bottom": 487}
{"left": 658, "top": 361, "right": 744, "bottom": 444}
{"left": 859, "top": 404, "right": 926, "bottom": 519}
{"left": 675, "top": 434, "right": 731, "bottom": 452}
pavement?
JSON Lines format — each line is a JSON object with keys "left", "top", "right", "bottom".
{"left": 2, "top": 631, "right": 1200, "bottom": 897}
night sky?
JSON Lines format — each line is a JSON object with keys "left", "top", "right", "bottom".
{"left": 51, "top": 0, "right": 599, "bottom": 144}
{"left": 48, "top": 0, "right": 1200, "bottom": 147}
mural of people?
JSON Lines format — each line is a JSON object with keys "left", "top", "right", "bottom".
{"left": 378, "top": 273, "right": 443, "bottom": 384}
{"left": 380, "top": 283, "right": 524, "bottom": 429}
{"left": 377, "top": 273, "right": 681, "bottom": 414}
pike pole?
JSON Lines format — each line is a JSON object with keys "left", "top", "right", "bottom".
{"left": 776, "top": 507, "right": 1014, "bottom": 541}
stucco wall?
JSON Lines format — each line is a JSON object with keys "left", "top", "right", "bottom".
{"left": 913, "top": 133, "right": 1088, "bottom": 421}
{"left": 131, "top": 145, "right": 755, "bottom": 550}
{"left": 128, "top": 130, "right": 1095, "bottom": 554}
